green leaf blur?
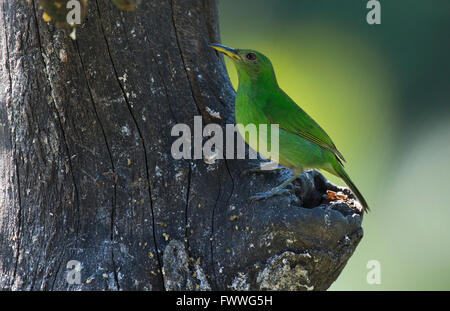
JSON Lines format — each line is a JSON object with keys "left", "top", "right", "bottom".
{"left": 219, "top": 0, "right": 450, "bottom": 290}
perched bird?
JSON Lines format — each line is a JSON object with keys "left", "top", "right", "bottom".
{"left": 210, "top": 43, "right": 369, "bottom": 212}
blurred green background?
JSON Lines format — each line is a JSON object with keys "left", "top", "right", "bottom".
{"left": 218, "top": 0, "right": 450, "bottom": 290}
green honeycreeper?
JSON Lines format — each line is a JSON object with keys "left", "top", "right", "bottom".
{"left": 210, "top": 44, "right": 369, "bottom": 212}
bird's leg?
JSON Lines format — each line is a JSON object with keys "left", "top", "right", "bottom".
{"left": 241, "top": 161, "right": 286, "bottom": 177}
{"left": 292, "top": 166, "right": 304, "bottom": 177}
{"left": 248, "top": 166, "right": 304, "bottom": 202}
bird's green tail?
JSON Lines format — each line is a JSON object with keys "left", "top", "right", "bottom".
{"left": 332, "top": 162, "right": 370, "bottom": 213}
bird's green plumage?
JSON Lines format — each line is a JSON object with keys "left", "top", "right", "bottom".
{"left": 210, "top": 44, "right": 369, "bottom": 212}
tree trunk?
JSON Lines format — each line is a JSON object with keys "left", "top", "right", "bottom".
{"left": 0, "top": 0, "right": 363, "bottom": 291}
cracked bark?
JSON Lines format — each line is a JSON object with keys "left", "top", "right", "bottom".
{"left": 0, "top": 0, "right": 363, "bottom": 291}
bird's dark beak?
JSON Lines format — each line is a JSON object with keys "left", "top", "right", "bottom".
{"left": 209, "top": 43, "right": 242, "bottom": 61}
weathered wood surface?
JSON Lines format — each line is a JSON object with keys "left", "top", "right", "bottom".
{"left": 0, "top": 0, "right": 363, "bottom": 290}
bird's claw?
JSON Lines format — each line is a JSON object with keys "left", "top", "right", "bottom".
{"left": 247, "top": 188, "right": 291, "bottom": 202}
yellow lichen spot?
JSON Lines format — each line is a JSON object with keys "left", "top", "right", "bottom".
{"left": 127, "top": 159, "right": 132, "bottom": 166}
{"left": 149, "top": 252, "right": 154, "bottom": 258}
{"left": 195, "top": 284, "right": 200, "bottom": 289}
{"left": 43, "top": 12, "right": 52, "bottom": 22}
{"left": 235, "top": 225, "right": 239, "bottom": 231}
{"left": 226, "top": 249, "right": 231, "bottom": 254}
{"left": 122, "top": 4, "right": 135, "bottom": 10}
{"left": 150, "top": 270, "right": 156, "bottom": 276}
{"left": 86, "top": 278, "right": 93, "bottom": 284}
{"left": 246, "top": 226, "right": 250, "bottom": 231}
{"left": 190, "top": 229, "right": 194, "bottom": 235}
{"left": 140, "top": 199, "right": 145, "bottom": 204}
{"left": 111, "top": 0, "right": 142, "bottom": 12}
{"left": 102, "top": 273, "right": 109, "bottom": 279}
{"left": 162, "top": 233, "right": 170, "bottom": 241}
{"left": 55, "top": 2, "right": 62, "bottom": 9}
{"left": 184, "top": 263, "right": 189, "bottom": 268}
{"left": 138, "top": 177, "right": 143, "bottom": 182}
{"left": 195, "top": 258, "right": 201, "bottom": 265}
{"left": 138, "top": 242, "right": 142, "bottom": 247}
{"left": 230, "top": 215, "right": 239, "bottom": 221}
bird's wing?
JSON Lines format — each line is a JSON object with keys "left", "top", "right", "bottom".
{"left": 263, "top": 91, "right": 346, "bottom": 163}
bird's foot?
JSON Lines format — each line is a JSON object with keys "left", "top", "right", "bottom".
{"left": 248, "top": 188, "right": 291, "bottom": 202}
{"left": 241, "top": 162, "right": 285, "bottom": 177}
{"left": 247, "top": 174, "right": 299, "bottom": 202}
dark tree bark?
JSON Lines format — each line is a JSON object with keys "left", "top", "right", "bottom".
{"left": 0, "top": 0, "right": 363, "bottom": 290}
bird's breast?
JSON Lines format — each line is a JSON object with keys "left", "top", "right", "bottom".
{"left": 235, "top": 94, "right": 275, "bottom": 161}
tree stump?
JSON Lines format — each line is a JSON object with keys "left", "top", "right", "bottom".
{"left": 0, "top": 0, "right": 363, "bottom": 290}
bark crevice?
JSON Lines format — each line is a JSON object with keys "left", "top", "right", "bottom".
{"left": 94, "top": 0, "right": 164, "bottom": 289}
{"left": 0, "top": 0, "right": 363, "bottom": 291}
{"left": 170, "top": 0, "right": 204, "bottom": 118}
{"left": 31, "top": 0, "right": 82, "bottom": 241}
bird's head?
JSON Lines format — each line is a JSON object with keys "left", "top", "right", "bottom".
{"left": 210, "top": 43, "right": 276, "bottom": 84}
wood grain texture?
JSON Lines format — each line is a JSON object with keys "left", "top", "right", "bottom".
{"left": 0, "top": 0, "right": 363, "bottom": 290}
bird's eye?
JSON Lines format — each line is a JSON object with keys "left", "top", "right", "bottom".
{"left": 246, "top": 53, "right": 257, "bottom": 61}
